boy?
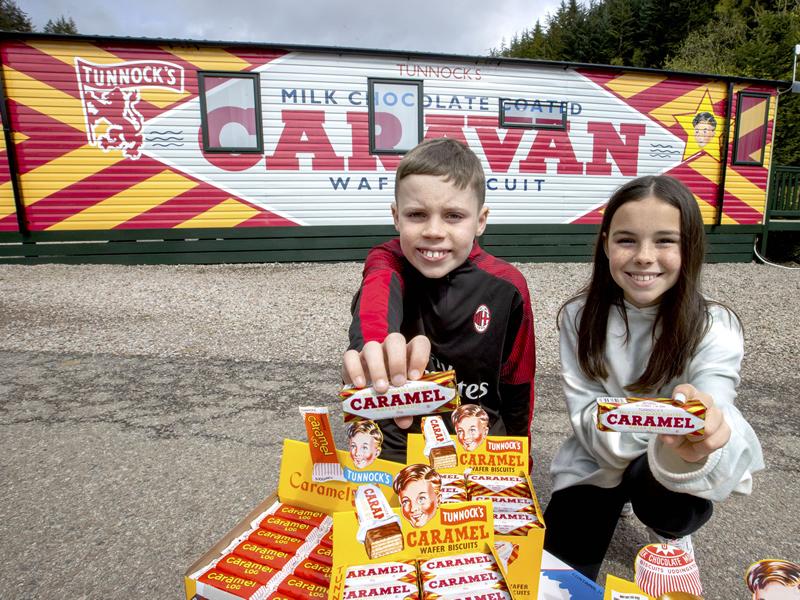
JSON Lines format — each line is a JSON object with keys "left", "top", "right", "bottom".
{"left": 347, "top": 419, "right": 383, "bottom": 469}
{"left": 451, "top": 404, "right": 490, "bottom": 452}
{"left": 393, "top": 464, "right": 442, "bottom": 528}
{"left": 342, "top": 137, "right": 536, "bottom": 462}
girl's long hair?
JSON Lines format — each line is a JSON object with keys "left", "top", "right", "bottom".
{"left": 563, "top": 175, "right": 709, "bottom": 393}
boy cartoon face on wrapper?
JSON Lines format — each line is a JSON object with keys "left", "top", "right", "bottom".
{"left": 746, "top": 559, "right": 800, "bottom": 600}
{"left": 393, "top": 464, "right": 441, "bottom": 528}
{"left": 451, "top": 404, "right": 490, "bottom": 451}
{"left": 347, "top": 419, "right": 383, "bottom": 469}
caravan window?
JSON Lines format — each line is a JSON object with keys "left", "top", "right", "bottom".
{"left": 499, "top": 97, "right": 568, "bottom": 130}
{"left": 732, "top": 92, "right": 770, "bottom": 166}
{"left": 199, "top": 72, "right": 263, "bottom": 153}
{"left": 368, "top": 78, "right": 423, "bottom": 154}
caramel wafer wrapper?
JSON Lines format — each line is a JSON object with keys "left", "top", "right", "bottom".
{"left": 300, "top": 406, "right": 346, "bottom": 482}
{"left": 341, "top": 581, "right": 420, "bottom": 600}
{"left": 422, "top": 416, "right": 458, "bottom": 470}
{"left": 493, "top": 541, "right": 520, "bottom": 570}
{"left": 419, "top": 552, "right": 499, "bottom": 579}
{"left": 423, "top": 590, "right": 512, "bottom": 600}
{"left": 216, "top": 553, "right": 282, "bottom": 586}
{"left": 293, "top": 558, "right": 331, "bottom": 587}
{"left": 196, "top": 567, "right": 265, "bottom": 599}
{"left": 344, "top": 560, "right": 418, "bottom": 588}
{"left": 276, "top": 574, "right": 328, "bottom": 599}
{"left": 258, "top": 514, "right": 318, "bottom": 539}
{"left": 274, "top": 504, "right": 330, "bottom": 529}
{"left": 422, "top": 570, "right": 507, "bottom": 595}
{"left": 596, "top": 397, "right": 706, "bottom": 438}
{"left": 309, "top": 542, "right": 333, "bottom": 567}
{"left": 231, "top": 540, "right": 293, "bottom": 570}
{"left": 248, "top": 528, "right": 306, "bottom": 555}
{"left": 635, "top": 543, "right": 703, "bottom": 598}
{"left": 355, "top": 484, "right": 404, "bottom": 559}
{"left": 492, "top": 510, "right": 541, "bottom": 535}
{"left": 472, "top": 495, "right": 534, "bottom": 513}
{"left": 466, "top": 474, "right": 530, "bottom": 498}
{"left": 340, "top": 371, "right": 460, "bottom": 423}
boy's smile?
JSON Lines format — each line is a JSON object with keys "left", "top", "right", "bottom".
{"left": 393, "top": 174, "right": 488, "bottom": 279}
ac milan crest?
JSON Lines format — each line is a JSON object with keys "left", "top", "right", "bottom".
{"left": 473, "top": 304, "right": 491, "bottom": 333}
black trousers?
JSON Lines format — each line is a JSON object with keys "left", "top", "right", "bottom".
{"left": 543, "top": 454, "right": 713, "bottom": 582}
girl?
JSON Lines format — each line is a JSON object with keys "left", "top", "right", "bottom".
{"left": 543, "top": 175, "right": 764, "bottom": 582}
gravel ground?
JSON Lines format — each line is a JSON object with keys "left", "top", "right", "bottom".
{"left": 0, "top": 261, "right": 798, "bottom": 599}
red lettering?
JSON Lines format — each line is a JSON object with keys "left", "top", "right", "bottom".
{"left": 345, "top": 112, "right": 401, "bottom": 171}
{"left": 519, "top": 123, "right": 583, "bottom": 174}
{"left": 468, "top": 115, "right": 524, "bottom": 173}
{"left": 266, "top": 110, "right": 344, "bottom": 171}
{"left": 631, "top": 415, "right": 643, "bottom": 426}
{"left": 586, "top": 122, "right": 646, "bottom": 176}
{"left": 375, "top": 111, "right": 403, "bottom": 150}
{"left": 424, "top": 114, "right": 467, "bottom": 144}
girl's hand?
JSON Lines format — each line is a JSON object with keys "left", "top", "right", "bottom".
{"left": 658, "top": 384, "right": 731, "bottom": 463}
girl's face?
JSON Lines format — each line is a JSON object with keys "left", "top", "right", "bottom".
{"left": 604, "top": 195, "right": 682, "bottom": 308}
{"left": 349, "top": 432, "right": 379, "bottom": 468}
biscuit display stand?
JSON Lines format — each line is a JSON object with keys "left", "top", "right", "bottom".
{"left": 181, "top": 431, "right": 607, "bottom": 600}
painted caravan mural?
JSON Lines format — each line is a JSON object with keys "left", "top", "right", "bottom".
{"left": 0, "top": 35, "right": 779, "bottom": 235}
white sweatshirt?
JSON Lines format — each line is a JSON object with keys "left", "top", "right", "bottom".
{"left": 550, "top": 297, "right": 764, "bottom": 502}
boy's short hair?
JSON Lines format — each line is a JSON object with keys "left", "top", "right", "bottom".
{"left": 395, "top": 138, "right": 486, "bottom": 208}
{"left": 451, "top": 403, "right": 490, "bottom": 428}
{"left": 393, "top": 463, "right": 441, "bottom": 496}
{"left": 346, "top": 418, "right": 383, "bottom": 447}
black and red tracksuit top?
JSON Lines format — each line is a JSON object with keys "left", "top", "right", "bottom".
{"left": 348, "top": 238, "right": 536, "bottom": 462}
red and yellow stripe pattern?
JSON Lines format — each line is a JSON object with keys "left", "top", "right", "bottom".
{"left": 576, "top": 69, "right": 775, "bottom": 225}
{"left": 0, "top": 39, "right": 293, "bottom": 232}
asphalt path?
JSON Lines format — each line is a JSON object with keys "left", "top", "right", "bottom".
{"left": 0, "top": 262, "right": 797, "bottom": 599}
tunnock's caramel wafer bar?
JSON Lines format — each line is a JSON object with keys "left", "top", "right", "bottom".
{"left": 422, "top": 570, "right": 507, "bottom": 595}
{"left": 421, "top": 416, "right": 458, "bottom": 470}
{"left": 232, "top": 541, "right": 293, "bottom": 570}
{"left": 355, "top": 484, "right": 404, "bottom": 559}
{"left": 493, "top": 541, "right": 520, "bottom": 570}
{"left": 196, "top": 567, "right": 265, "bottom": 600}
{"left": 466, "top": 474, "right": 530, "bottom": 498}
{"left": 344, "top": 560, "right": 418, "bottom": 588}
{"left": 472, "top": 494, "right": 534, "bottom": 513}
{"left": 248, "top": 528, "right": 306, "bottom": 555}
{"left": 419, "top": 552, "right": 499, "bottom": 579}
{"left": 274, "top": 504, "right": 330, "bottom": 529}
{"left": 258, "top": 515, "right": 317, "bottom": 539}
{"left": 293, "top": 558, "right": 331, "bottom": 587}
{"left": 340, "top": 371, "right": 460, "bottom": 423}
{"left": 596, "top": 396, "right": 706, "bottom": 437}
{"left": 342, "top": 580, "right": 420, "bottom": 600}
{"left": 423, "top": 590, "right": 512, "bottom": 600}
{"left": 276, "top": 574, "right": 328, "bottom": 599}
{"left": 299, "top": 406, "right": 346, "bottom": 482}
{"left": 216, "top": 553, "right": 282, "bottom": 586}
{"left": 492, "top": 510, "right": 541, "bottom": 535}
{"left": 309, "top": 542, "right": 333, "bottom": 567}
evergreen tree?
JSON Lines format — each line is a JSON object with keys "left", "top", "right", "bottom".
{"left": 44, "top": 16, "right": 78, "bottom": 34}
{"left": 0, "top": 0, "right": 32, "bottom": 32}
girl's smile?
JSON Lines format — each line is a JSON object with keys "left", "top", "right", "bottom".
{"left": 604, "top": 195, "right": 682, "bottom": 308}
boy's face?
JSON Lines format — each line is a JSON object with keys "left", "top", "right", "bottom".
{"left": 392, "top": 174, "right": 488, "bottom": 279}
{"left": 455, "top": 415, "right": 488, "bottom": 451}
{"left": 399, "top": 478, "right": 439, "bottom": 528}
{"left": 349, "top": 432, "right": 379, "bottom": 468}
{"left": 694, "top": 122, "right": 715, "bottom": 147}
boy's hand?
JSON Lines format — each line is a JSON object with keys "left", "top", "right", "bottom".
{"left": 342, "top": 333, "right": 431, "bottom": 429}
{"left": 658, "top": 384, "right": 731, "bottom": 463}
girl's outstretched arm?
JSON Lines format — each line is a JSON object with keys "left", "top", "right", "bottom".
{"left": 647, "top": 306, "right": 765, "bottom": 501}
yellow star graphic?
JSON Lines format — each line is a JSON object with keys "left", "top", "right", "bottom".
{"left": 675, "top": 89, "right": 724, "bottom": 162}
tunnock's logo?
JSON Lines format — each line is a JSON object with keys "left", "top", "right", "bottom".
{"left": 75, "top": 58, "right": 185, "bottom": 160}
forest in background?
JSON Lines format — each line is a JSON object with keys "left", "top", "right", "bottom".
{"left": 493, "top": 0, "right": 800, "bottom": 166}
